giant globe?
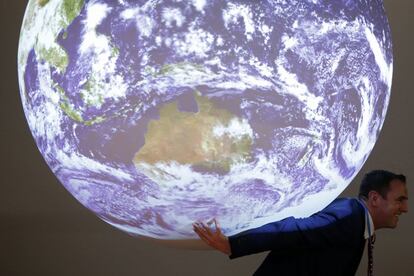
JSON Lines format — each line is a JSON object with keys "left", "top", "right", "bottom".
{"left": 18, "top": 0, "right": 393, "bottom": 240}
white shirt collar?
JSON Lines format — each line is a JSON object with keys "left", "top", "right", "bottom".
{"left": 364, "top": 206, "right": 375, "bottom": 239}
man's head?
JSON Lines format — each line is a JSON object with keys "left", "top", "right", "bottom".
{"left": 359, "top": 170, "right": 408, "bottom": 230}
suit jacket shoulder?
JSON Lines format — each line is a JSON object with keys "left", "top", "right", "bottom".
{"left": 229, "top": 198, "right": 365, "bottom": 258}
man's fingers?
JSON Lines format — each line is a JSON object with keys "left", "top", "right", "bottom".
{"left": 193, "top": 222, "right": 212, "bottom": 239}
{"left": 194, "top": 220, "right": 224, "bottom": 242}
{"left": 197, "top": 221, "right": 214, "bottom": 236}
{"left": 193, "top": 222, "right": 205, "bottom": 237}
{"left": 193, "top": 223, "right": 216, "bottom": 246}
{"left": 193, "top": 221, "right": 229, "bottom": 254}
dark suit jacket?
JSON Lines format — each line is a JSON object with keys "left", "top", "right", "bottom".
{"left": 228, "top": 198, "right": 367, "bottom": 276}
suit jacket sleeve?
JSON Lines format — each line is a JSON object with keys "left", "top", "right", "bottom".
{"left": 228, "top": 198, "right": 365, "bottom": 259}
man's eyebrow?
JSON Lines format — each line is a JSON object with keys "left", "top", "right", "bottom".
{"left": 397, "top": 196, "right": 408, "bottom": 200}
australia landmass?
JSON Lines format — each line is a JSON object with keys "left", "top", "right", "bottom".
{"left": 133, "top": 92, "right": 253, "bottom": 176}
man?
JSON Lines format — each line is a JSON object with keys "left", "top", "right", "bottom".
{"left": 193, "top": 170, "right": 408, "bottom": 275}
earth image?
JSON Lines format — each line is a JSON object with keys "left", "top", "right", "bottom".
{"left": 18, "top": 0, "right": 393, "bottom": 239}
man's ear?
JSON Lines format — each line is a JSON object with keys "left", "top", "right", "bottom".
{"left": 368, "top": 191, "right": 380, "bottom": 207}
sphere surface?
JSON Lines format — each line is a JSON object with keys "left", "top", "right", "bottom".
{"left": 18, "top": 0, "right": 393, "bottom": 239}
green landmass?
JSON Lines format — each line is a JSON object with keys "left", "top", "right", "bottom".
{"left": 38, "top": 45, "right": 69, "bottom": 73}
{"left": 59, "top": 101, "right": 83, "bottom": 122}
{"left": 22, "top": 0, "right": 116, "bottom": 126}
{"left": 62, "top": 0, "right": 85, "bottom": 25}
{"left": 84, "top": 116, "right": 106, "bottom": 126}
{"left": 111, "top": 45, "right": 120, "bottom": 57}
{"left": 55, "top": 84, "right": 84, "bottom": 122}
{"left": 38, "top": 0, "right": 50, "bottom": 7}
{"left": 54, "top": 83, "right": 109, "bottom": 125}
{"left": 55, "top": 84, "right": 83, "bottom": 123}
{"left": 80, "top": 77, "right": 105, "bottom": 107}
{"left": 134, "top": 93, "right": 252, "bottom": 173}
{"left": 159, "top": 62, "right": 205, "bottom": 75}
{"left": 79, "top": 44, "right": 120, "bottom": 107}
{"left": 34, "top": 0, "right": 84, "bottom": 73}
{"left": 146, "top": 62, "right": 208, "bottom": 78}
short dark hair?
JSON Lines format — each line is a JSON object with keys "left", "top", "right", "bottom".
{"left": 359, "top": 170, "right": 406, "bottom": 199}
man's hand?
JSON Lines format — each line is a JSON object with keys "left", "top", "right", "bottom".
{"left": 193, "top": 219, "right": 231, "bottom": 256}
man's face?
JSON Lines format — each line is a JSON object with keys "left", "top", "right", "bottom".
{"left": 376, "top": 179, "right": 408, "bottom": 229}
